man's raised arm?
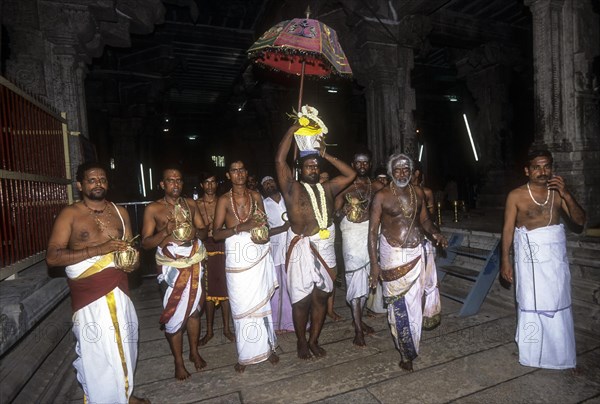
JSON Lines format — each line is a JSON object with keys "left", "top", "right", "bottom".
{"left": 325, "top": 152, "right": 356, "bottom": 196}
{"left": 549, "top": 175, "right": 586, "bottom": 228}
{"left": 275, "top": 124, "right": 300, "bottom": 196}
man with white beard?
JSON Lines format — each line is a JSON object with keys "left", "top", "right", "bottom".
{"left": 368, "top": 153, "right": 447, "bottom": 371}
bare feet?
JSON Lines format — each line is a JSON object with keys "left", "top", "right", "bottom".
{"left": 268, "top": 352, "right": 280, "bottom": 365}
{"left": 199, "top": 331, "right": 213, "bottom": 346}
{"left": 308, "top": 342, "right": 327, "bottom": 358}
{"left": 189, "top": 352, "right": 207, "bottom": 371}
{"left": 297, "top": 341, "right": 313, "bottom": 360}
{"left": 129, "top": 396, "right": 151, "bottom": 404}
{"left": 223, "top": 330, "right": 235, "bottom": 342}
{"left": 174, "top": 362, "right": 191, "bottom": 380}
{"left": 399, "top": 360, "right": 413, "bottom": 371}
{"left": 234, "top": 363, "right": 246, "bottom": 373}
{"left": 327, "top": 310, "right": 343, "bottom": 321}
{"left": 353, "top": 331, "right": 367, "bottom": 347}
{"left": 570, "top": 367, "right": 583, "bottom": 376}
{"left": 352, "top": 321, "right": 375, "bottom": 336}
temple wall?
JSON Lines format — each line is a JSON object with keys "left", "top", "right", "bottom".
{"left": 525, "top": 0, "right": 600, "bottom": 226}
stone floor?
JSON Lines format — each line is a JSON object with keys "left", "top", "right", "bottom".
{"left": 63, "top": 271, "right": 600, "bottom": 404}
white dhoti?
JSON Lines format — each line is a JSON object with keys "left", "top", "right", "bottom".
{"left": 421, "top": 239, "right": 441, "bottom": 330}
{"left": 379, "top": 235, "right": 424, "bottom": 362}
{"left": 366, "top": 282, "right": 387, "bottom": 313}
{"left": 514, "top": 224, "right": 576, "bottom": 369}
{"left": 286, "top": 224, "right": 336, "bottom": 304}
{"left": 156, "top": 241, "right": 205, "bottom": 334}
{"left": 66, "top": 255, "right": 138, "bottom": 404}
{"left": 225, "top": 232, "right": 278, "bottom": 365}
{"left": 340, "top": 218, "right": 370, "bottom": 303}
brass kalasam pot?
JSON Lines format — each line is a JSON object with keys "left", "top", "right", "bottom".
{"left": 172, "top": 222, "right": 193, "bottom": 241}
{"left": 114, "top": 246, "right": 140, "bottom": 273}
{"left": 251, "top": 225, "right": 269, "bottom": 244}
{"left": 346, "top": 194, "right": 366, "bottom": 223}
{"left": 347, "top": 206, "right": 364, "bottom": 223}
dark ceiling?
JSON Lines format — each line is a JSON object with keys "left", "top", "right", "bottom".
{"left": 84, "top": 0, "right": 533, "bottom": 186}
{"left": 86, "top": 0, "right": 531, "bottom": 121}
{"left": 86, "top": 0, "right": 271, "bottom": 117}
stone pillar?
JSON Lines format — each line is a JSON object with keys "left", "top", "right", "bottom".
{"left": 525, "top": 0, "right": 600, "bottom": 225}
{"left": 48, "top": 54, "right": 89, "bottom": 135}
{"left": 2, "top": 0, "right": 165, "bottom": 180}
{"left": 352, "top": 15, "right": 430, "bottom": 168}
{"left": 359, "top": 46, "right": 415, "bottom": 166}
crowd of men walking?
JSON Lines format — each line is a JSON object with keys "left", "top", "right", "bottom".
{"left": 46, "top": 123, "right": 585, "bottom": 403}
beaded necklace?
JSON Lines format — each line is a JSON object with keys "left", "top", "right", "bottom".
{"left": 302, "top": 182, "right": 330, "bottom": 239}
{"left": 83, "top": 200, "right": 108, "bottom": 214}
{"left": 83, "top": 200, "right": 111, "bottom": 232}
{"left": 230, "top": 190, "right": 254, "bottom": 223}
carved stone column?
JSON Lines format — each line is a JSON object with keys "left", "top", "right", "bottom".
{"left": 526, "top": 0, "right": 567, "bottom": 146}
{"left": 2, "top": 0, "right": 165, "bottom": 182}
{"left": 361, "top": 48, "right": 414, "bottom": 165}
{"left": 525, "top": 0, "right": 600, "bottom": 225}
{"left": 351, "top": 15, "right": 430, "bottom": 167}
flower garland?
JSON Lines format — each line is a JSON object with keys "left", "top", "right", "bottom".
{"left": 302, "top": 182, "right": 330, "bottom": 239}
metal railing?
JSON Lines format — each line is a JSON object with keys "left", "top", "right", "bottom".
{"left": 0, "top": 76, "right": 71, "bottom": 280}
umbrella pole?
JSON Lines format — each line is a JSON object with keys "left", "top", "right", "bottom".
{"left": 293, "top": 61, "right": 306, "bottom": 174}
{"left": 297, "top": 61, "right": 306, "bottom": 111}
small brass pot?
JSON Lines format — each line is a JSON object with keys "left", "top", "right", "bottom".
{"left": 250, "top": 225, "right": 269, "bottom": 244}
{"left": 346, "top": 195, "right": 366, "bottom": 223}
{"left": 172, "top": 222, "right": 193, "bottom": 241}
{"left": 114, "top": 246, "right": 140, "bottom": 273}
{"left": 347, "top": 206, "right": 364, "bottom": 223}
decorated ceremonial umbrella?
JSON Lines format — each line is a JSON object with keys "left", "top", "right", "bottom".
{"left": 248, "top": 9, "right": 352, "bottom": 160}
{"left": 247, "top": 9, "right": 352, "bottom": 111}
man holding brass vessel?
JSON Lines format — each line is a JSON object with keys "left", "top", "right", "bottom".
{"left": 46, "top": 162, "right": 148, "bottom": 404}
{"left": 335, "top": 150, "right": 384, "bottom": 347}
{"left": 141, "top": 167, "right": 208, "bottom": 380}
{"left": 213, "top": 160, "right": 279, "bottom": 373}
{"left": 275, "top": 124, "right": 356, "bottom": 360}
